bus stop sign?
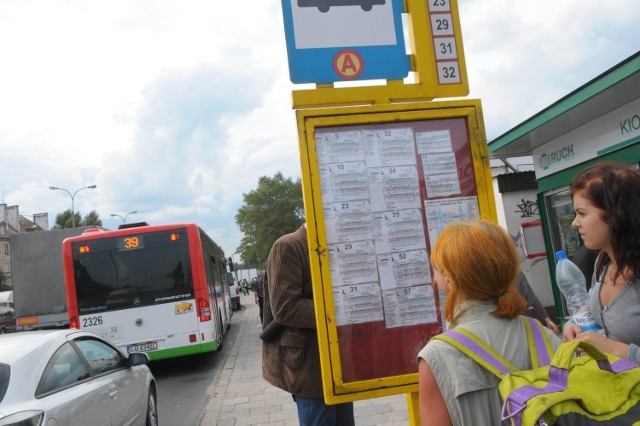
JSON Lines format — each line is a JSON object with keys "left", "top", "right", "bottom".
{"left": 281, "top": 0, "right": 411, "bottom": 84}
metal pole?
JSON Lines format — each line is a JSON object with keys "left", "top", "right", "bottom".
{"left": 50, "top": 185, "right": 97, "bottom": 228}
{"left": 110, "top": 210, "right": 137, "bottom": 223}
{"left": 71, "top": 194, "right": 76, "bottom": 228}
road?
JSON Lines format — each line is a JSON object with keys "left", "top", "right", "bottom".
{"left": 149, "top": 306, "right": 243, "bottom": 426}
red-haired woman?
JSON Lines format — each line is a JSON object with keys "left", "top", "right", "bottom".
{"left": 563, "top": 162, "right": 640, "bottom": 364}
{"left": 417, "top": 219, "right": 561, "bottom": 425}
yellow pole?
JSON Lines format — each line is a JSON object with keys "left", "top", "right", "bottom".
{"left": 407, "top": 392, "right": 420, "bottom": 424}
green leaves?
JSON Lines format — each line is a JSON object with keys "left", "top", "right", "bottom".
{"left": 52, "top": 209, "right": 103, "bottom": 229}
{"left": 0, "top": 272, "right": 9, "bottom": 291}
{"left": 234, "top": 172, "right": 304, "bottom": 268}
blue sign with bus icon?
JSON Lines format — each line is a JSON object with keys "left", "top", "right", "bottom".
{"left": 281, "top": 0, "right": 410, "bottom": 84}
{"left": 297, "top": 0, "right": 386, "bottom": 13}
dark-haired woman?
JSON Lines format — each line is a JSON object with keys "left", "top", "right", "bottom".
{"left": 563, "top": 162, "right": 640, "bottom": 364}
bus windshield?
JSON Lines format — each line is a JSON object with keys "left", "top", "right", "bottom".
{"left": 72, "top": 228, "right": 193, "bottom": 314}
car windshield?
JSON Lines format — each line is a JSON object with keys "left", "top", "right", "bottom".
{"left": 0, "top": 363, "right": 10, "bottom": 403}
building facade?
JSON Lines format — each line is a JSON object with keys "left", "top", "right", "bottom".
{"left": 0, "top": 204, "right": 49, "bottom": 287}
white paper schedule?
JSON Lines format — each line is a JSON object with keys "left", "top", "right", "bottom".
{"left": 369, "top": 165, "right": 421, "bottom": 212}
{"left": 372, "top": 208, "right": 426, "bottom": 254}
{"left": 313, "top": 118, "right": 474, "bottom": 330}
{"left": 416, "top": 130, "right": 452, "bottom": 154}
{"left": 319, "top": 161, "right": 369, "bottom": 203}
{"left": 324, "top": 200, "right": 374, "bottom": 244}
{"left": 425, "top": 196, "right": 480, "bottom": 246}
{"left": 328, "top": 240, "right": 379, "bottom": 287}
{"left": 316, "top": 131, "right": 365, "bottom": 164}
{"left": 332, "top": 282, "right": 384, "bottom": 326}
{"left": 382, "top": 285, "right": 438, "bottom": 328}
{"left": 424, "top": 173, "right": 461, "bottom": 198}
{"left": 364, "top": 127, "right": 416, "bottom": 167}
{"left": 376, "top": 249, "right": 431, "bottom": 290}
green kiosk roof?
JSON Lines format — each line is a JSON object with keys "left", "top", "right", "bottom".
{"left": 489, "top": 51, "right": 640, "bottom": 159}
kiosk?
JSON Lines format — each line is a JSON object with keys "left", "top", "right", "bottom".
{"left": 489, "top": 51, "right": 640, "bottom": 322}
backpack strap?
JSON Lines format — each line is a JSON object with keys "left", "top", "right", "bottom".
{"left": 432, "top": 317, "right": 555, "bottom": 426}
{"left": 430, "top": 316, "right": 554, "bottom": 379}
{"left": 432, "top": 328, "right": 516, "bottom": 378}
{"left": 521, "top": 316, "right": 554, "bottom": 368}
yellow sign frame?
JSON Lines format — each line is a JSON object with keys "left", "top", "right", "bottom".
{"left": 291, "top": 0, "right": 469, "bottom": 109}
{"left": 297, "top": 99, "right": 495, "bottom": 404}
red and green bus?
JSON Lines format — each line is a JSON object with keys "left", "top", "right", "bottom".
{"left": 62, "top": 222, "right": 233, "bottom": 360}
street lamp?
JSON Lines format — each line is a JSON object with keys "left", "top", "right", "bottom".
{"left": 110, "top": 210, "right": 137, "bottom": 223}
{"left": 49, "top": 184, "right": 97, "bottom": 228}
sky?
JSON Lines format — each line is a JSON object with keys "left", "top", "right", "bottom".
{"left": 1, "top": 0, "right": 639, "bottom": 257}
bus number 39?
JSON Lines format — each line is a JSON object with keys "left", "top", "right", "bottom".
{"left": 123, "top": 237, "right": 140, "bottom": 249}
{"left": 82, "top": 316, "right": 104, "bottom": 327}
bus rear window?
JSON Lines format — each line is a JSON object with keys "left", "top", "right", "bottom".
{"left": 72, "top": 229, "right": 193, "bottom": 314}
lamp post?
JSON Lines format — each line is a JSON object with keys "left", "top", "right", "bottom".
{"left": 49, "top": 185, "right": 97, "bottom": 228}
{"left": 110, "top": 210, "right": 137, "bottom": 223}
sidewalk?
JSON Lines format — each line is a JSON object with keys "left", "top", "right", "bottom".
{"left": 199, "top": 296, "right": 410, "bottom": 426}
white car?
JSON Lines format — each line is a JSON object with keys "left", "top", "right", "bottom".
{"left": 0, "top": 329, "right": 157, "bottom": 426}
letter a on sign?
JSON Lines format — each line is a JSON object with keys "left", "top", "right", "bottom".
{"left": 334, "top": 50, "right": 364, "bottom": 79}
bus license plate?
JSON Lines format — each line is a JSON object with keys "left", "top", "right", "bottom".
{"left": 127, "top": 342, "right": 158, "bottom": 353}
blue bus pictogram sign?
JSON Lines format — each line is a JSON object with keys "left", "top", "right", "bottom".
{"left": 281, "top": 0, "right": 410, "bottom": 84}
{"left": 297, "top": 0, "right": 387, "bottom": 13}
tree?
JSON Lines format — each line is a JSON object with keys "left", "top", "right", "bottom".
{"left": 52, "top": 210, "right": 80, "bottom": 229}
{"left": 83, "top": 210, "right": 103, "bottom": 226}
{"left": 235, "top": 172, "right": 304, "bottom": 268}
{"left": 0, "top": 271, "right": 9, "bottom": 291}
{"left": 52, "top": 209, "right": 103, "bottom": 229}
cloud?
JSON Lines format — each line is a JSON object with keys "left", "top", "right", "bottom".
{"left": 1, "top": 0, "right": 639, "bottom": 255}
{"left": 96, "top": 50, "right": 295, "bottom": 253}
{"left": 459, "top": 0, "right": 640, "bottom": 138}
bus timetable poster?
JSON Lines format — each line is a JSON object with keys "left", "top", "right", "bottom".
{"left": 313, "top": 116, "right": 479, "bottom": 383}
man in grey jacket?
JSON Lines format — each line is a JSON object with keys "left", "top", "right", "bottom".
{"left": 516, "top": 272, "right": 560, "bottom": 335}
{"left": 262, "top": 224, "right": 354, "bottom": 425}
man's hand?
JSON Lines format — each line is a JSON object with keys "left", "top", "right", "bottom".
{"left": 544, "top": 317, "right": 560, "bottom": 335}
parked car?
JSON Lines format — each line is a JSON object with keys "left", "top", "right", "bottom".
{"left": 0, "top": 308, "right": 16, "bottom": 334}
{"left": 229, "top": 279, "right": 242, "bottom": 311}
{"left": 0, "top": 329, "right": 157, "bottom": 426}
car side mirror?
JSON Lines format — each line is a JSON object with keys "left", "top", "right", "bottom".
{"left": 128, "top": 352, "right": 150, "bottom": 366}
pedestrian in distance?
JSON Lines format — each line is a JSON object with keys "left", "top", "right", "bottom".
{"left": 253, "top": 270, "right": 265, "bottom": 324}
{"left": 563, "top": 162, "right": 640, "bottom": 364}
{"left": 261, "top": 224, "right": 354, "bottom": 426}
{"left": 417, "top": 219, "right": 562, "bottom": 425}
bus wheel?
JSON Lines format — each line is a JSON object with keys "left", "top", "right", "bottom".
{"left": 217, "top": 313, "right": 225, "bottom": 350}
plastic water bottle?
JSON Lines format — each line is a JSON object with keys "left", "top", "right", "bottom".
{"left": 555, "top": 250, "right": 604, "bottom": 333}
